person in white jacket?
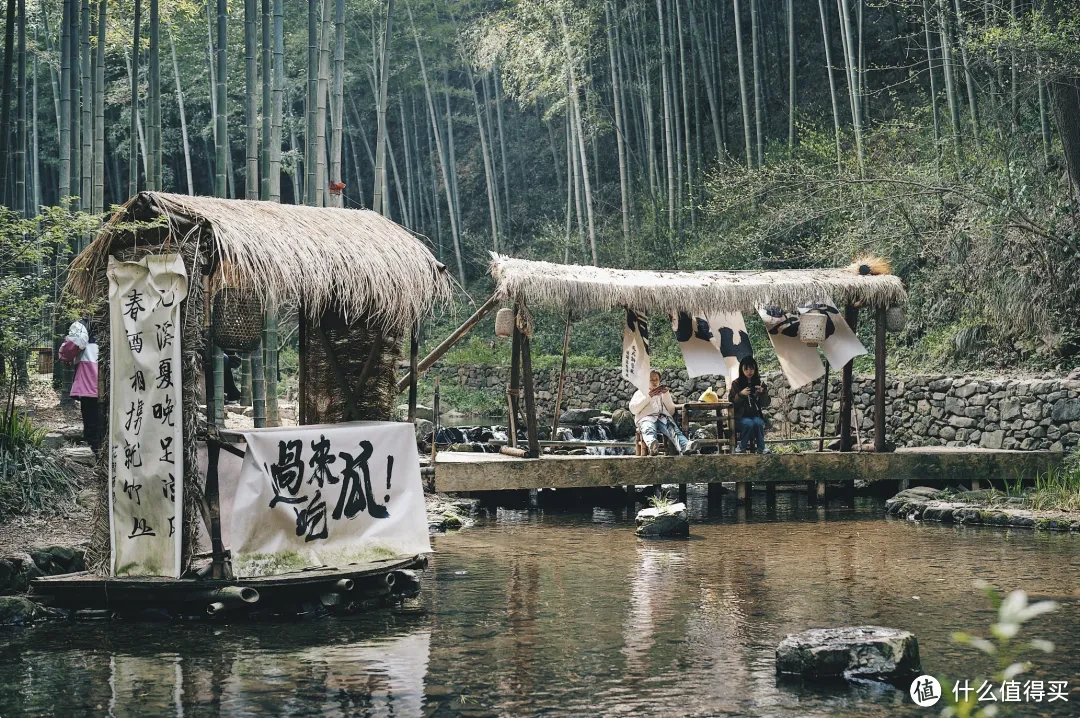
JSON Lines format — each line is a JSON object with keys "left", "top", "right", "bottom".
{"left": 628, "top": 370, "right": 696, "bottom": 455}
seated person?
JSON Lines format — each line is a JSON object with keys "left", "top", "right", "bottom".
{"left": 728, "top": 356, "right": 771, "bottom": 454}
{"left": 629, "top": 370, "right": 697, "bottom": 455}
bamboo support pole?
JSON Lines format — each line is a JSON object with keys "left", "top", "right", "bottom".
{"left": 550, "top": 310, "right": 573, "bottom": 436}
{"left": 396, "top": 293, "right": 499, "bottom": 392}
{"left": 818, "top": 361, "right": 830, "bottom": 452}
{"left": 839, "top": 304, "right": 858, "bottom": 451}
{"left": 521, "top": 326, "right": 541, "bottom": 458}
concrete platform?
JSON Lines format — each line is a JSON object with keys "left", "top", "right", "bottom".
{"left": 433, "top": 447, "right": 1062, "bottom": 494}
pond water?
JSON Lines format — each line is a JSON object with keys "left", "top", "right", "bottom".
{"left": 2, "top": 491, "right": 1079, "bottom": 717}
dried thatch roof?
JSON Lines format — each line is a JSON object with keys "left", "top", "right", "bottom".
{"left": 490, "top": 254, "right": 906, "bottom": 315}
{"left": 70, "top": 192, "right": 454, "bottom": 334}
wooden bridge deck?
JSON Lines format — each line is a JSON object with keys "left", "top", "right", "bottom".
{"left": 433, "top": 447, "right": 1061, "bottom": 494}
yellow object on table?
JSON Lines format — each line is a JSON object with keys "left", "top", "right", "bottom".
{"left": 698, "top": 386, "right": 720, "bottom": 403}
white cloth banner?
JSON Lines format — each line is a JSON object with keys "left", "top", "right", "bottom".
{"left": 759, "top": 306, "right": 825, "bottom": 390}
{"left": 672, "top": 312, "right": 727, "bottom": 378}
{"left": 622, "top": 309, "right": 652, "bottom": 394}
{"left": 231, "top": 421, "right": 432, "bottom": 577}
{"left": 799, "top": 300, "right": 867, "bottom": 369}
{"left": 107, "top": 255, "right": 188, "bottom": 577}
{"left": 707, "top": 311, "right": 754, "bottom": 380}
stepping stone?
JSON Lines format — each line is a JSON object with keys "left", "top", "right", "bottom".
{"left": 635, "top": 503, "right": 689, "bottom": 538}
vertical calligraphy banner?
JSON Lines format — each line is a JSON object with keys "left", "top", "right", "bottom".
{"left": 231, "top": 421, "right": 432, "bottom": 577}
{"left": 107, "top": 255, "right": 188, "bottom": 577}
{"left": 622, "top": 309, "right": 652, "bottom": 394}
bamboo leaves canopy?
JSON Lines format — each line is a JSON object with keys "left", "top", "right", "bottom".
{"left": 71, "top": 192, "right": 454, "bottom": 334}
{"left": 489, "top": 254, "right": 907, "bottom": 316}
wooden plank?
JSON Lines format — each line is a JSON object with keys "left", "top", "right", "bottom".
{"left": 432, "top": 449, "right": 1062, "bottom": 492}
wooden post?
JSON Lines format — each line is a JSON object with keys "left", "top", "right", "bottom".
{"left": 736, "top": 481, "right": 747, "bottom": 504}
{"left": 874, "top": 305, "right": 886, "bottom": 452}
{"left": 678, "top": 483, "right": 687, "bottom": 503}
{"left": 521, "top": 324, "right": 541, "bottom": 458}
{"left": 431, "top": 375, "right": 439, "bottom": 464}
{"left": 508, "top": 311, "right": 522, "bottom": 449}
{"left": 407, "top": 323, "right": 419, "bottom": 422}
{"left": 550, "top": 310, "right": 573, "bottom": 436}
{"left": 395, "top": 293, "right": 500, "bottom": 392}
{"left": 818, "top": 360, "right": 830, "bottom": 452}
{"left": 806, "top": 481, "right": 817, "bottom": 505}
{"left": 298, "top": 305, "right": 307, "bottom": 425}
{"left": 766, "top": 482, "right": 776, "bottom": 505}
{"left": 817, "top": 480, "right": 827, "bottom": 501}
{"left": 839, "top": 303, "right": 859, "bottom": 451}
{"left": 205, "top": 440, "right": 229, "bottom": 579}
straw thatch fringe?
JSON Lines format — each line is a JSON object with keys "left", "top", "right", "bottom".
{"left": 489, "top": 254, "right": 907, "bottom": 315}
{"left": 70, "top": 192, "right": 454, "bottom": 336}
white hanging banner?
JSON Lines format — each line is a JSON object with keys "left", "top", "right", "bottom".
{"left": 231, "top": 421, "right": 432, "bottom": 577}
{"left": 759, "top": 306, "right": 825, "bottom": 390}
{"left": 672, "top": 312, "right": 728, "bottom": 378}
{"left": 799, "top": 300, "right": 867, "bottom": 369}
{"left": 622, "top": 309, "right": 652, "bottom": 394}
{"left": 107, "top": 255, "right": 188, "bottom": 577}
{"left": 707, "top": 311, "right": 754, "bottom": 379}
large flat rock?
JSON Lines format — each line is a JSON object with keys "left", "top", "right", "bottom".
{"left": 776, "top": 626, "right": 921, "bottom": 680}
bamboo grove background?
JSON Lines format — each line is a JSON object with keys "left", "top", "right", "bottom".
{"left": 1, "top": 0, "right": 1080, "bottom": 375}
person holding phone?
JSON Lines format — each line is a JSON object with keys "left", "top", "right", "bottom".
{"left": 728, "top": 356, "right": 771, "bottom": 454}
{"left": 629, "top": 370, "right": 697, "bottom": 456}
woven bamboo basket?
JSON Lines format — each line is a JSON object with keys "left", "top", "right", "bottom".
{"left": 798, "top": 311, "right": 828, "bottom": 347}
{"left": 211, "top": 289, "right": 264, "bottom": 352}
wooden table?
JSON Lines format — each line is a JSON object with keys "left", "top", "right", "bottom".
{"left": 678, "top": 401, "right": 736, "bottom": 455}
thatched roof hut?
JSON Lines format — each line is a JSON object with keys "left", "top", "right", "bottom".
{"left": 71, "top": 192, "right": 453, "bottom": 334}
{"left": 489, "top": 254, "right": 907, "bottom": 315}
{"left": 67, "top": 193, "right": 454, "bottom": 573}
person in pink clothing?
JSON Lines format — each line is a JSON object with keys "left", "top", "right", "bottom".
{"left": 58, "top": 319, "right": 101, "bottom": 455}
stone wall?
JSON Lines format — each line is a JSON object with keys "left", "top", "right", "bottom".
{"left": 435, "top": 364, "right": 1080, "bottom": 452}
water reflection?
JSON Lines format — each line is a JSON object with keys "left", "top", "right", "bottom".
{"left": 2, "top": 492, "right": 1078, "bottom": 716}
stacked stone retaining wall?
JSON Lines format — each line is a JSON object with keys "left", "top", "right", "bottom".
{"left": 428, "top": 364, "right": 1080, "bottom": 452}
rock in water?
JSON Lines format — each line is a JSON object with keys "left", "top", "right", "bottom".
{"left": 559, "top": 408, "right": 601, "bottom": 425}
{"left": 775, "top": 626, "right": 921, "bottom": 681}
{"left": 610, "top": 409, "right": 636, "bottom": 439}
{"left": 635, "top": 503, "right": 690, "bottom": 537}
{"left": 0, "top": 597, "right": 40, "bottom": 625}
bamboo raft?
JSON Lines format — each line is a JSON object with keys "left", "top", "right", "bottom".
{"left": 30, "top": 554, "right": 426, "bottom": 619}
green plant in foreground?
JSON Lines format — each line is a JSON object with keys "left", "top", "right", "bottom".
{"left": 939, "top": 582, "right": 1058, "bottom": 717}
{"left": 0, "top": 381, "right": 86, "bottom": 517}
{"left": 648, "top": 489, "right": 675, "bottom": 510}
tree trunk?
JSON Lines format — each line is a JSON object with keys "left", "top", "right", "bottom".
{"left": 750, "top": 0, "right": 764, "bottom": 167}
{"left": 675, "top": 0, "right": 694, "bottom": 229}
{"left": 69, "top": 0, "right": 80, "bottom": 209}
{"left": 466, "top": 65, "right": 500, "bottom": 251}
{"left": 817, "top": 0, "right": 842, "bottom": 170}
{"left": 494, "top": 69, "right": 511, "bottom": 233}
{"left": 936, "top": 0, "right": 963, "bottom": 162}
{"left": 605, "top": 1, "right": 630, "bottom": 258}
{"left": 59, "top": 0, "right": 70, "bottom": 202}
{"left": 655, "top": 0, "right": 675, "bottom": 230}
{"left": 270, "top": 0, "right": 283, "bottom": 202}
{"left": 214, "top": 0, "right": 227, "bottom": 199}
{"left": 244, "top": 0, "right": 258, "bottom": 200}
{"left": 329, "top": 0, "right": 344, "bottom": 208}
{"left": 732, "top": 0, "right": 753, "bottom": 169}
{"left": 922, "top": 0, "right": 942, "bottom": 164}
{"left": 787, "top": 0, "right": 796, "bottom": 153}
{"left": 93, "top": 0, "right": 105, "bottom": 210}
{"left": 147, "top": 0, "right": 159, "bottom": 190}
{"left": 371, "top": 0, "right": 394, "bottom": 215}
{"left": 14, "top": 0, "right": 26, "bottom": 215}
{"left": 405, "top": 0, "right": 463, "bottom": 283}
{"left": 560, "top": 10, "right": 597, "bottom": 265}
{"left": 952, "top": 0, "right": 979, "bottom": 146}
{"left": 689, "top": 0, "right": 722, "bottom": 160}
{"left": 837, "top": 0, "right": 865, "bottom": 170}
{"left": 1051, "top": 78, "right": 1080, "bottom": 200}
{"left": 305, "top": 0, "right": 317, "bottom": 204}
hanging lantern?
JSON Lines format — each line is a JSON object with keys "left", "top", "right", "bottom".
{"left": 494, "top": 308, "right": 515, "bottom": 337}
{"left": 886, "top": 306, "right": 907, "bottom": 333}
{"left": 798, "top": 311, "right": 828, "bottom": 347}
